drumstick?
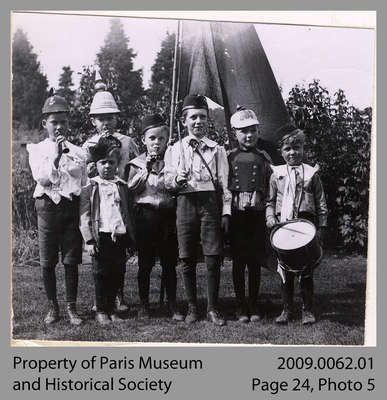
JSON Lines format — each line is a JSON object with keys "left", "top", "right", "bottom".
{"left": 280, "top": 226, "right": 313, "bottom": 236}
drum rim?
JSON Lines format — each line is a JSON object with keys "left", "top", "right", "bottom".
{"left": 270, "top": 218, "right": 317, "bottom": 252}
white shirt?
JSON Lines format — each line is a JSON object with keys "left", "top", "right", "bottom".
{"left": 27, "top": 138, "right": 86, "bottom": 204}
{"left": 91, "top": 176, "right": 126, "bottom": 240}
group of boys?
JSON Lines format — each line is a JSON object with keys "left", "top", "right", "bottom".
{"left": 27, "top": 89, "right": 327, "bottom": 329}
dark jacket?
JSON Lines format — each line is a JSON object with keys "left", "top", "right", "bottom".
{"left": 79, "top": 179, "right": 135, "bottom": 247}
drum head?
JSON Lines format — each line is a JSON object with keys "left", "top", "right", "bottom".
{"left": 271, "top": 220, "right": 316, "bottom": 251}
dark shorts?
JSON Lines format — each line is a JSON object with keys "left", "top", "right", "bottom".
{"left": 230, "top": 209, "right": 266, "bottom": 259}
{"left": 176, "top": 192, "right": 223, "bottom": 258}
{"left": 35, "top": 195, "right": 82, "bottom": 268}
{"left": 134, "top": 204, "right": 178, "bottom": 261}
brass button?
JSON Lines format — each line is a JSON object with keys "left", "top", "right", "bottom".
{"left": 252, "top": 179, "right": 256, "bottom": 182}
{"left": 235, "top": 179, "right": 239, "bottom": 182}
{"left": 236, "top": 185, "right": 240, "bottom": 189}
{"left": 253, "top": 165, "right": 257, "bottom": 169}
{"left": 234, "top": 166, "right": 239, "bottom": 170}
{"left": 252, "top": 171, "right": 257, "bottom": 175}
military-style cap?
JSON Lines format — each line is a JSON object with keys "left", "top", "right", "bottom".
{"left": 275, "top": 123, "right": 304, "bottom": 145}
{"left": 141, "top": 114, "right": 166, "bottom": 134}
{"left": 42, "top": 95, "right": 70, "bottom": 114}
{"left": 181, "top": 94, "right": 208, "bottom": 112}
{"left": 89, "top": 91, "right": 120, "bottom": 115}
{"left": 230, "top": 106, "right": 259, "bottom": 129}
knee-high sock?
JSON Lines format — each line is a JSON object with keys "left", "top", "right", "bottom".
{"left": 232, "top": 257, "right": 246, "bottom": 307}
{"left": 247, "top": 258, "right": 261, "bottom": 307}
{"left": 205, "top": 255, "right": 221, "bottom": 311}
{"left": 64, "top": 264, "right": 78, "bottom": 303}
{"left": 181, "top": 257, "right": 197, "bottom": 306}
{"left": 42, "top": 266, "right": 57, "bottom": 301}
{"left": 300, "top": 276, "right": 314, "bottom": 311}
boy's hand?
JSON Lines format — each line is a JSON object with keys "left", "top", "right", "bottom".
{"left": 146, "top": 153, "right": 157, "bottom": 171}
{"left": 53, "top": 135, "right": 66, "bottom": 167}
{"left": 85, "top": 243, "right": 98, "bottom": 256}
{"left": 175, "top": 170, "right": 188, "bottom": 187}
{"left": 222, "top": 215, "right": 230, "bottom": 236}
{"left": 266, "top": 216, "right": 278, "bottom": 229}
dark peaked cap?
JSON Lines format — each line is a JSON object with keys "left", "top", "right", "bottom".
{"left": 141, "top": 114, "right": 166, "bottom": 134}
{"left": 275, "top": 123, "right": 303, "bottom": 145}
{"left": 182, "top": 94, "right": 208, "bottom": 111}
{"left": 89, "top": 136, "right": 122, "bottom": 162}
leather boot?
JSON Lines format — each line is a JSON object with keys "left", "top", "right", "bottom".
{"left": 66, "top": 302, "right": 82, "bottom": 326}
{"left": 44, "top": 300, "right": 60, "bottom": 325}
{"left": 168, "top": 302, "right": 185, "bottom": 321}
{"left": 185, "top": 303, "right": 199, "bottom": 324}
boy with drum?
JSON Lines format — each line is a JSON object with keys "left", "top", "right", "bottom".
{"left": 266, "top": 125, "right": 328, "bottom": 325}
{"left": 228, "top": 107, "right": 272, "bottom": 323}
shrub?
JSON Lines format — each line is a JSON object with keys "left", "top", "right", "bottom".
{"left": 286, "top": 80, "right": 371, "bottom": 253}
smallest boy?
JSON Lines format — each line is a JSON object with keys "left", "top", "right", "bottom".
{"left": 266, "top": 125, "right": 328, "bottom": 325}
{"left": 80, "top": 137, "right": 135, "bottom": 325}
{"left": 228, "top": 107, "right": 272, "bottom": 323}
{"left": 127, "top": 114, "right": 184, "bottom": 321}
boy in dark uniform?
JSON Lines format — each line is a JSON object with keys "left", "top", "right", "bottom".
{"left": 228, "top": 107, "right": 272, "bottom": 323}
{"left": 127, "top": 114, "right": 184, "bottom": 321}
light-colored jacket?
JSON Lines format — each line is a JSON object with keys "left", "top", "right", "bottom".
{"left": 164, "top": 134, "right": 232, "bottom": 215}
{"left": 127, "top": 153, "right": 175, "bottom": 209}
{"left": 266, "top": 163, "right": 328, "bottom": 227}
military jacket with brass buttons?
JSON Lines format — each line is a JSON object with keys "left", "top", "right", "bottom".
{"left": 228, "top": 147, "right": 272, "bottom": 211}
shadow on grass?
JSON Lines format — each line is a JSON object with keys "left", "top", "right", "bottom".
{"left": 316, "top": 282, "right": 366, "bottom": 327}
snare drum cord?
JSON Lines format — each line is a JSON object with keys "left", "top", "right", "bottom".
{"left": 286, "top": 164, "right": 304, "bottom": 219}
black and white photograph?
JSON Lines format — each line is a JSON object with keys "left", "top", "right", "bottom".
{"left": 11, "top": 11, "right": 375, "bottom": 345}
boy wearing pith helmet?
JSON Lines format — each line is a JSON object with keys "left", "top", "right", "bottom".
{"left": 228, "top": 106, "right": 272, "bottom": 323}
{"left": 266, "top": 124, "right": 328, "bottom": 325}
{"left": 164, "top": 94, "right": 232, "bottom": 326}
{"left": 83, "top": 89, "right": 139, "bottom": 180}
{"left": 83, "top": 89, "right": 139, "bottom": 311}
{"left": 127, "top": 114, "right": 183, "bottom": 321}
{"left": 27, "top": 95, "right": 86, "bottom": 325}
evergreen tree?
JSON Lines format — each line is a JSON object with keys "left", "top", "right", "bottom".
{"left": 96, "top": 18, "right": 144, "bottom": 125}
{"left": 149, "top": 32, "right": 175, "bottom": 107}
{"left": 56, "top": 66, "right": 75, "bottom": 106}
{"left": 68, "top": 66, "right": 95, "bottom": 146}
{"left": 12, "top": 29, "right": 48, "bottom": 129}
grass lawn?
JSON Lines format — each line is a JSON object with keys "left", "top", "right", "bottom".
{"left": 12, "top": 251, "right": 367, "bottom": 345}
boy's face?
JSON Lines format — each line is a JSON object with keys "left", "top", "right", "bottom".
{"left": 142, "top": 126, "right": 168, "bottom": 156}
{"left": 182, "top": 108, "right": 208, "bottom": 138}
{"left": 42, "top": 113, "right": 69, "bottom": 142}
{"left": 96, "top": 155, "right": 119, "bottom": 180}
{"left": 281, "top": 141, "right": 304, "bottom": 166}
{"left": 91, "top": 114, "right": 118, "bottom": 136}
{"left": 234, "top": 124, "right": 259, "bottom": 150}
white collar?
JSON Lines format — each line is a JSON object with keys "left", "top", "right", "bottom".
{"left": 91, "top": 176, "right": 125, "bottom": 185}
{"left": 184, "top": 134, "right": 217, "bottom": 148}
{"left": 271, "top": 163, "right": 319, "bottom": 180}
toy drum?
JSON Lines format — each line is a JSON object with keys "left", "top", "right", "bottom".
{"left": 270, "top": 219, "right": 322, "bottom": 273}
